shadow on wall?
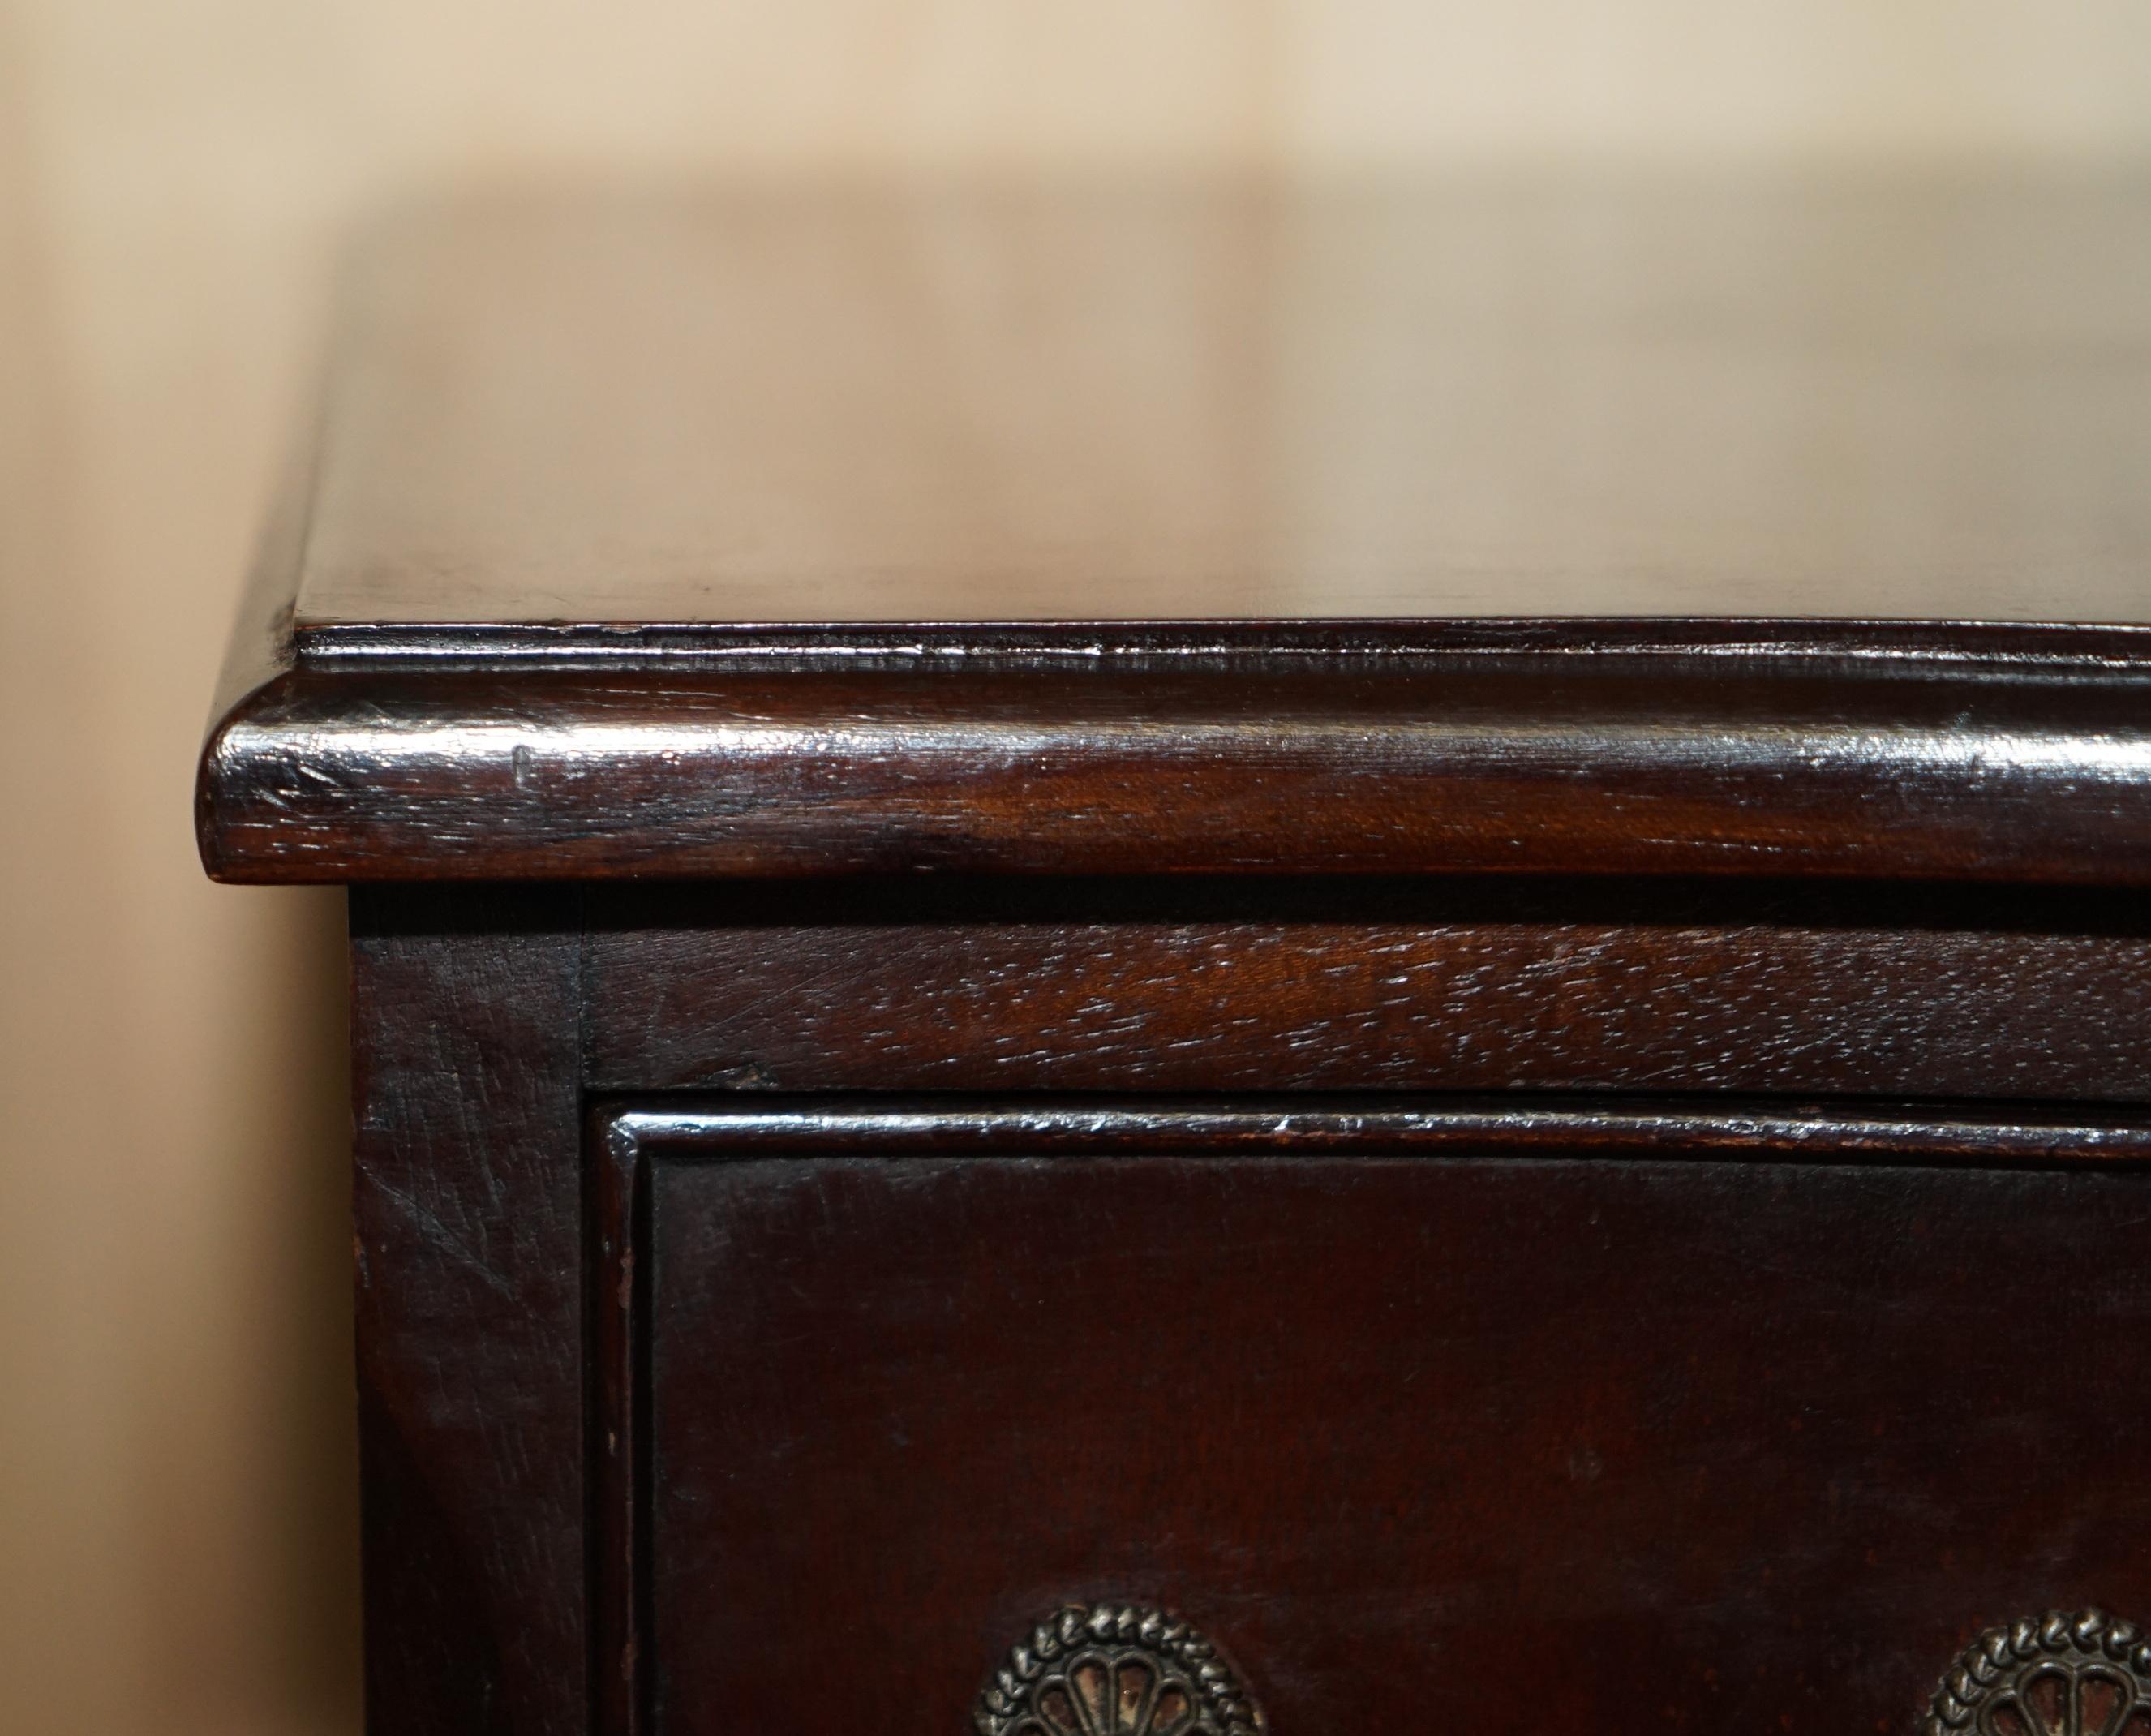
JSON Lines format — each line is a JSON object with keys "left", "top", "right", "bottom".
{"left": 0, "top": 6, "right": 362, "bottom": 1722}
{"left": 134, "top": 885, "right": 363, "bottom": 1734}
{"left": 251, "top": 888, "right": 363, "bottom": 1727}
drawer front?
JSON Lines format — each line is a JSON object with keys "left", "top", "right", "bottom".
{"left": 593, "top": 1103, "right": 2151, "bottom": 1736}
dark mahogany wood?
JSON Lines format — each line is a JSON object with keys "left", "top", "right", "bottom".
{"left": 596, "top": 1102, "right": 2151, "bottom": 1736}
{"left": 196, "top": 178, "right": 2151, "bottom": 1736}
{"left": 349, "top": 889, "right": 587, "bottom": 1736}
{"left": 198, "top": 650, "right": 2151, "bottom": 885}
{"left": 198, "top": 178, "right": 2151, "bottom": 886}
{"left": 583, "top": 878, "right": 2151, "bottom": 1101}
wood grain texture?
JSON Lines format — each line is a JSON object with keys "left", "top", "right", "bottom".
{"left": 349, "top": 889, "right": 586, "bottom": 1736}
{"left": 200, "top": 652, "right": 2151, "bottom": 883}
{"left": 585, "top": 879, "right": 2151, "bottom": 1101}
{"left": 208, "top": 174, "right": 2151, "bottom": 1736}
{"left": 196, "top": 177, "right": 2151, "bottom": 886}
{"left": 596, "top": 1102, "right": 2151, "bottom": 1736}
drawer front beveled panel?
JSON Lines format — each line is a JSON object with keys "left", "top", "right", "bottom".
{"left": 590, "top": 1102, "right": 2151, "bottom": 1735}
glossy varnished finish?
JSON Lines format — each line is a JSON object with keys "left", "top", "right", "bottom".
{"left": 199, "top": 178, "right": 2151, "bottom": 885}
{"left": 200, "top": 178, "right": 2151, "bottom": 1736}
{"left": 200, "top": 647, "right": 2151, "bottom": 884}
{"left": 596, "top": 1103, "right": 2151, "bottom": 1736}
{"left": 296, "top": 179, "right": 2151, "bottom": 629}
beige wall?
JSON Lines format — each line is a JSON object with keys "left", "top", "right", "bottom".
{"left": 3, "top": 6, "right": 2149, "bottom": 1731}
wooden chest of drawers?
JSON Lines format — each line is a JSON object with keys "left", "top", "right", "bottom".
{"left": 200, "top": 179, "right": 2151, "bottom": 1736}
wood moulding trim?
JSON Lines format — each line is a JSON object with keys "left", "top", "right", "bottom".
{"left": 594, "top": 1097, "right": 2151, "bottom": 1169}
{"left": 199, "top": 621, "right": 2151, "bottom": 884}
{"left": 284, "top": 615, "right": 2151, "bottom": 672}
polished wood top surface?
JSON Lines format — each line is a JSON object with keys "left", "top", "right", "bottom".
{"left": 200, "top": 176, "right": 2151, "bottom": 885}
{"left": 303, "top": 175, "right": 2151, "bottom": 641}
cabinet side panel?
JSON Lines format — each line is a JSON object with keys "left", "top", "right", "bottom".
{"left": 350, "top": 889, "right": 585, "bottom": 1736}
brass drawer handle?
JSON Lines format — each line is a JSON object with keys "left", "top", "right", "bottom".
{"left": 977, "top": 1604, "right": 1263, "bottom": 1736}
{"left": 1927, "top": 1609, "right": 2151, "bottom": 1735}
{"left": 985, "top": 1600, "right": 2151, "bottom": 1733}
